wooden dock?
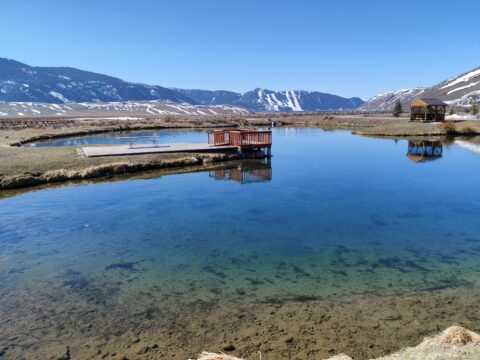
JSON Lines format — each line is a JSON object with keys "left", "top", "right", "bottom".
{"left": 80, "top": 129, "right": 272, "bottom": 158}
{"left": 81, "top": 142, "right": 236, "bottom": 157}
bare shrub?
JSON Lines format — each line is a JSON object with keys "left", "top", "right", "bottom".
{"left": 441, "top": 120, "right": 456, "bottom": 135}
{"left": 163, "top": 114, "right": 176, "bottom": 123}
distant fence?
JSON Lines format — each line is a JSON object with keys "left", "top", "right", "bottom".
{"left": 0, "top": 119, "right": 77, "bottom": 130}
{"left": 278, "top": 110, "right": 394, "bottom": 116}
{"left": 312, "top": 110, "right": 392, "bottom": 115}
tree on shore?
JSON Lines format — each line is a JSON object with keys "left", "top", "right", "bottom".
{"left": 449, "top": 106, "right": 455, "bottom": 115}
{"left": 471, "top": 99, "right": 479, "bottom": 115}
{"left": 393, "top": 100, "right": 402, "bottom": 117}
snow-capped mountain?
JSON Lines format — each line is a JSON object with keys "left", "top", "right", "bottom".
{"left": 421, "top": 67, "right": 480, "bottom": 107}
{"left": 176, "top": 88, "right": 364, "bottom": 112}
{"left": 358, "top": 88, "right": 425, "bottom": 112}
{"left": 360, "top": 66, "right": 480, "bottom": 111}
{"left": 0, "top": 58, "right": 363, "bottom": 113}
{"left": 0, "top": 58, "right": 192, "bottom": 104}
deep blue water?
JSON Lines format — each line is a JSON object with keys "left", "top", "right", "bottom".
{"left": 1, "top": 128, "right": 480, "bottom": 304}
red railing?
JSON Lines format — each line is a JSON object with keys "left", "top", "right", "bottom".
{"left": 208, "top": 130, "right": 230, "bottom": 146}
{"left": 209, "top": 129, "right": 271, "bottom": 149}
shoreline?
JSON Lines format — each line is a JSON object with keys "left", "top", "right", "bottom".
{"left": 1, "top": 114, "right": 480, "bottom": 192}
{"left": 1, "top": 117, "right": 479, "bottom": 359}
{"left": 1, "top": 284, "right": 478, "bottom": 360}
{"left": 0, "top": 151, "right": 267, "bottom": 190}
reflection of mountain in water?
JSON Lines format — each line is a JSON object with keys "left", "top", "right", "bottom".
{"left": 407, "top": 141, "right": 443, "bottom": 162}
{"left": 455, "top": 136, "right": 480, "bottom": 156}
{"left": 209, "top": 159, "right": 272, "bottom": 184}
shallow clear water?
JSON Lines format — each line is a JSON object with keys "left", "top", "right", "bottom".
{"left": 24, "top": 129, "right": 207, "bottom": 147}
{"left": 2, "top": 129, "right": 480, "bottom": 306}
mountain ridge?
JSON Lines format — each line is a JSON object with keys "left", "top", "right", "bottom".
{"left": 360, "top": 66, "right": 480, "bottom": 111}
{"left": 0, "top": 58, "right": 363, "bottom": 112}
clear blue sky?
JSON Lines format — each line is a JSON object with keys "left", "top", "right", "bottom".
{"left": 1, "top": 0, "right": 479, "bottom": 99}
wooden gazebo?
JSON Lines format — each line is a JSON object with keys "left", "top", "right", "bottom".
{"left": 410, "top": 98, "right": 447, "bottom": 122}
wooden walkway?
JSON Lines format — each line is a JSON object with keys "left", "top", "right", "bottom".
{"left": 81, "top": 142, "right": 236, "bottom": 157}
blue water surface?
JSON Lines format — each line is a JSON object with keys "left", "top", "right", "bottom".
{"left": 1, "top": 128, "right": 480, "bottom": 303}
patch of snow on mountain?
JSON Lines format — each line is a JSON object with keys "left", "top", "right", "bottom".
{"left": 446, "top": 81, "right": 480, "bottom": 95}
{"left": 445, "top": 90, "right": 480, "bottom": 106}
{"left": 291, "top": 91, "right": 303, "bottom": 111}
{"left": 270, "top": 93, "right": 283, "bottom": 108}
{"left": 285, "top": 91, "right": 303, "bottom": 111}
{"left": 49, "top": 91, "right": 70, "bottom": 103}
{"left": 263, "top": 93, "right": 279, "bottom": 111}
{"left": 21, "top": 68, "right": 36, "bottom": 75}
{"left": 441, "top": 68, "right": 480, "bottom": 89}
{"left": 359, "top": 87, "right": 425, "bottom": 111}
{"left": 257, "top": 89, "right": 263, "bottom": 103}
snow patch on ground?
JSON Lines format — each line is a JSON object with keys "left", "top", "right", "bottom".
{"left": 445, "top": 114, "right": 478, "bottom": 120}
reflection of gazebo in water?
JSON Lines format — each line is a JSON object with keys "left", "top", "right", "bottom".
{"left": 407, "top": 140, "right": 443, "bottom": 162}
{"left": 209, "top": 159, "right": 272, "bottom": 184}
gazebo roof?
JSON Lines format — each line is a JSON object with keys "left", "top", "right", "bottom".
{"left": 413, "top": 98, "right": 447, "bottom": 106}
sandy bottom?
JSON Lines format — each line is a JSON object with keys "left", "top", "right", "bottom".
{"left": 1, "top": 285, "right": 479, "bottom": 360}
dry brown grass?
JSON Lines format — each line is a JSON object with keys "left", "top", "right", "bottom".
{"left": 0, "top": 152, "right": 247, "bottom": 190}
{"left": 191, "top": 353, "right": 243, "bottom": 360}
{"left": 0, "top": 116, "right": 248, "bottom": 190}
{"left": 441, "top": 121, "right": 457, "bottom": 135}
{"left": 460, "top": 124, "right": 477, "bottom": 134}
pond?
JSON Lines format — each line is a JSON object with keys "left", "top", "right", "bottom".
{"left": 1, "top": 128, "right": 480, "bottom": 359}
{"left": 23, "top": 128, "right": 208, "bottom": 147}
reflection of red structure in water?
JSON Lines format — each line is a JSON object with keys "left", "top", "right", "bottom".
{"left": 209, "top": 160, "right": 272, "bottom": 184}
{"left": 208, "top": 129, "right": 272, "bottom": 153}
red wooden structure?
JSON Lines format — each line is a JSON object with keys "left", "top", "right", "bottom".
{"left": 208, "top": 129, "right": 272, "bottom": 150}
